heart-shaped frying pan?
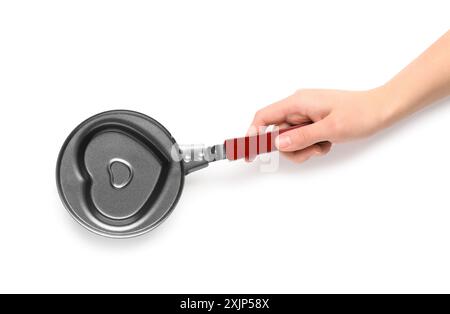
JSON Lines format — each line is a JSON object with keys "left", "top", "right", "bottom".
{"left": 56, "top": 110, "right": 308, "bottom": 238}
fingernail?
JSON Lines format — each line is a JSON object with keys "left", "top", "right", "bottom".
{"left": 275, "top": 135, "right": 291, "bottom": 149}
{"left": 246, "top": 125, "right": 257, "bottom": 136}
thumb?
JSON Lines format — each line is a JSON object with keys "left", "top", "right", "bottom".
{"left": 275, "top": 120, "right": 329, "bottom": 152}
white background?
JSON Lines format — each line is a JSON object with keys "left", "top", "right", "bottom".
{"left": 0, "top": 1, "right": 449, "bottom": 293}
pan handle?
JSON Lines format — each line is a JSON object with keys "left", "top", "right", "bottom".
{"left": 224, "top": 122, "right": 311, "bottom": 161}
{"left": 182, "top": 122, "right": 312, "bottom": 174}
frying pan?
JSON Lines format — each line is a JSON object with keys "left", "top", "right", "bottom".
{"left": 56, "top": 110, "right": 308, "bottom": 238}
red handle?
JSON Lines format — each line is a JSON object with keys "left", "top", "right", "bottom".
{"left": 224, "top": 122, "right": 311, "bottom": 161}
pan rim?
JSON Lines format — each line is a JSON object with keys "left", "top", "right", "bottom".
{"left": 55, "top": 109, "right": 185, "bottom": 239}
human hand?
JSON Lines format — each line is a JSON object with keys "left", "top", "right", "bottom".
{"left": 248, "top": 88, "right": 390, "bottom": 163}
{"left": 247, "top": 31, "right": 450, "bottom": 164}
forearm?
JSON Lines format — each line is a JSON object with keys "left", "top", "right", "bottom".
{"left": 380, "top": 30, "right": 450, "bottom": 127}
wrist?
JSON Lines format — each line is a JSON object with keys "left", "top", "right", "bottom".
{"left": 371, "top": 83, "right": 406, "bottom": 130}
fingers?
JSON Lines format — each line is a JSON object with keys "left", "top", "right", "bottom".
{"left": 248, "top": 89, "right": 336, "bottom": 134}
{"left": 275, "top": 119, "right": 330, "bottom": 152}
{"left": 248, "top": 95, "right": 299, "bottom": 131}
{"left": 246, "top": 124, "right": 263, "bottom": 136}
{"left": 246, "top": 123, "right": 291, "bottom": 162}
{"left": 282, "top": 142, "right": 332, "bottom": 163}
{"left": 285, "top": 113, "right": 311, "bottom": 125}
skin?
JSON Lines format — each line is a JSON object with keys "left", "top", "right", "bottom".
{"left": 248, "top": 30, "right": 450, "bottom": 163}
